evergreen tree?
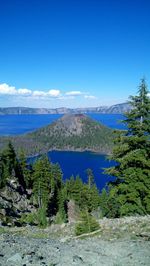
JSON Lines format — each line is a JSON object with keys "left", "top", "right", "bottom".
{"left": 0, "top": 152, "right": 9, "bottom": 188}
{"left": 75, "top": 210, "right": 99, "bottom": 236}
{"left": 65, "top": 175, "right": 83, "bottom": 204}
{"left": 48, "top": 162, "right": 63, "bottom": 217}
{"left": 64, "top": 174, "right": 100, "bottom": 212}
{"left": 105, "top": 79, "right": 150, "bottom": 216}
{"left": 99, "top": 188, "right": 109, "bottom": 217}
{"left": 49, "top": 163, "right": 62, "bottom": 197}
{"left": 32, "top": 155, "right": 51, "bottom": 209}
{"left": 32, "top": 155, "right": 64, "bottom": 225}
{"left": 100, "top": 187, "right": 120, "bottom": 218}
{"left": 0, "top": 142, "right": 26, "bottom": 190}
{"left": 55, "top": 186, "right": 68, "bottom": 223}
{"left": 18, "top": 149, "right": 32, "bottom": 188}
{"left": 86, "top": 168, "right": 94, "bottom": 189}
{"left": 2, "top": 141, "right": 17, "bottom": 177}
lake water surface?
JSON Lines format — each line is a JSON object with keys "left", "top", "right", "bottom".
{"left": 0, "top": 113, "right": 126, "bottom": 135}
{"left": 47, "top": 150, "right": 115, "bottom": 190}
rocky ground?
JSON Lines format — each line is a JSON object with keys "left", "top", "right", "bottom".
{"left": 0, "top": 215, "right": 150, "bottom": 266}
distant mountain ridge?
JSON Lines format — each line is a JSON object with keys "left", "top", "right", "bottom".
{"left": 0, "top": 102, "right": 131, "bottom": 115}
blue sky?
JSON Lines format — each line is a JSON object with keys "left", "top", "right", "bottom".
{"left": 0, "top": 0, "right": 150, "bottom": 108}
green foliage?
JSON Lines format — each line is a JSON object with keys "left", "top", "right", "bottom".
{"left": 18, "top": 148, "right": 32, "bottom": 188}
{"left": 64, "top": 172, "right": 100, "bottom": 212}
{"left": 0, "top": 153, "right": 9, "bottom": 188}
{"left": 80, "top": 184, "right": 100, "bottom": 212}
{"left": 37, "top": 208, "right": 47, "bottom": 228}
{"left": 65, "top": 175, "right": 83, "bottom": 203}
{"left": 20, "top": 209, "right": 48, "bottom": 228}
{"left": 54, "top": 210, "right": 66, "bottom": 224}
{"left": 56, "top": 187, "right": 67, "bottom": 223}
{"left": 32, "top": 155, "right": 52, "bottom": 209}
{"left": 105, "top": 79, "right": 150, "bottom": 217}
{"left": 99, "top": 188, "right": 110, "bottom": 217}
{"left": 101, "top": 186, "right": 121, "bottom": 218}
{"left": 20, "top": 212, "right": 37, "bottom": 225}
{"left": 50, "top": 163, "right": 62, "bottom": 191}
{"left": 47, "top": 162, "right": 63, "bottom": 217}
{"left": 0, "top": 142, "right": 101, "bottom": 228}
{"left": 0, "top": 141, "right": 17, "bottom": 188}
{"left": 0, "top": 142, "right": 26, "bottom": 189}
{"left": 86, "top": 168, "right": 94, "bottom": 189}
{"left": 75, "top": 211, "right": 100, "bottom": 236}
{"left": 3, "top": 141, "right": 16, "bottom": 174}
{"left": 32, "top": 155, "right": 64, "bottom": 224}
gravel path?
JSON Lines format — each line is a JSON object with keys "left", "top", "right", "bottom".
{"left": 1, "top": 216, "right": 150, "bottom": 266}
{"left": 0, "top": 233, "right": 150, "bottom": 266}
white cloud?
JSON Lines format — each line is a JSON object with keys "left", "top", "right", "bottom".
{"left": 0, "top": 83, "right": 98, "bottom": 107}
{"left": 47, "top": 89, "right": 60, "bottom": 97}
{"left": 33, "top": 90, "right": 46, "bottom": 97}
{"left": 0, "top": 83, "right": 17, "bottom": 95}
{"left": 18, "top": 88, "right": 32, "bottom": 96}
{"left": 0, "top": 83, "right": 61, "bottom": 99}
{"left": 84, "top": 95, "right": 97, "bottom": 99}
{"left": 33, "top": 89, "right": 60, "bottom": 98}
{"left": 58, "top": 96, "right": 75, "bottom": 100}
{"left": 65, "top": 90, "right": 82, "bottom": 96}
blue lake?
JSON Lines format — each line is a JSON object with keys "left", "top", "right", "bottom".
{"left": 29, "top": 150, "right": 115, "bottom": 191}
{"left": 0, "top": 114, "right": 62, "bottom": 135}
{"left": 0, "top": 113, "right": 126, "bottom": 135}
{"left": 48, "top": 151, "right": 116, "bottom": 190}
{"left": 0, "top": 113, "right": 124, "bottom": 190}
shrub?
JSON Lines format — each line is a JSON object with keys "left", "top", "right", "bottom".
{"left": 37, "top": 208, "right": 48, "bottom": 228}
{"left": 20, "top": 212, "right": 38, "bottom": 225}
{"left": 75, "top": 211, "right": 99, "bottom": 236}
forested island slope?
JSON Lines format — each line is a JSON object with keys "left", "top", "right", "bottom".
{"left": 0, "top": 114, "right": 114, "bottom": 156}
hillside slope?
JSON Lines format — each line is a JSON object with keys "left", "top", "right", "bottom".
{"left": 0, "top": 114, "right": 114, "bottom": 156}
{"left": 0, "top": 215, "right": 150, "bottom": 266}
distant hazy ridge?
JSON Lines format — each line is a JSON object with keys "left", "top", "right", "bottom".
{"left": 0, "top": 102, "right": 131, "bottom": 115}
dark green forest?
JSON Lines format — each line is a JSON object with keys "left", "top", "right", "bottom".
{"left": 0, "top": 142, "right": 100, "bottom": 231}
{"left": 0, "top": 79, "right": 150, "bottom": 234}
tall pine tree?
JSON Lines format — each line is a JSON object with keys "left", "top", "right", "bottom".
{"left": 32, "top": 155, "right": 51, "bottom": 209}
{"left": 0, "top": 142, "right": 26, "bottom": 190}
{"left": 105, "top": 79, "right": 150, "bottom": 216}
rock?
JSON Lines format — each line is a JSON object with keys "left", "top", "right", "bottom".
{"left": 0, "top": 180, "right": 35, "bottom": 226}
{"left": 7, "top": 253, "right": 22, "bottom": 263}
{"left": 0, "top": 215, "right": 150, "bottom": 266}
{"left": 67, "top": 200, "right": 79, "bottom": 223}
{"left": 73, "top": 255, "right": 83, "bottom": 263}
{"left": 38, "top": 255, "right": 44, "bottom": 260}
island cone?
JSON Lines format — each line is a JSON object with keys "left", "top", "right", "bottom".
{"left": 0, "top": 114, "right": 114, "bottom": 156}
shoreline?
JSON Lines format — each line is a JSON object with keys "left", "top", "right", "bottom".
{"left": 27, "top": 148, "right": 111, "bottom": 159}
{"left": 47, "top": 147, "right": 110, "bottom": 155}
